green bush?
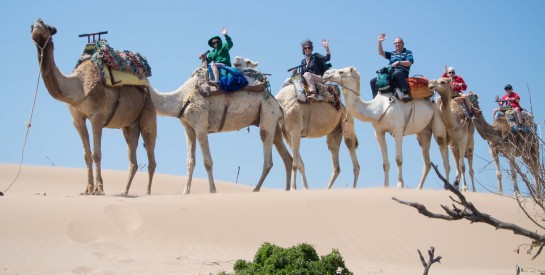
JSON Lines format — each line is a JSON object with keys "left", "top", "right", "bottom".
{"left": 219, "top": 242, "right": 353, "bottom": 275}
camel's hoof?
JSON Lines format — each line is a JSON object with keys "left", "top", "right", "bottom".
{"left": 210, "top": 189, "right": 217, "bottom": 194}
{"left": 252, "top": 188, "right": 260, "bottom": 192}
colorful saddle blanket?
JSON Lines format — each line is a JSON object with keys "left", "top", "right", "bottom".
{"left": 285, "top": 74, "right": 341, "bottom": 110}
{"left": 195, "top": 66, "right": 269, "bottom": 97}
{"left": 496, "top": 109, "right": 536, "bottom": 133}
{"left": 75, "top": 39, "right": 151, "bottom": 87}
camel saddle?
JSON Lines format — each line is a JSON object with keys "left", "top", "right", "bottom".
{"left": 500, "top": 109, "right": 535, "bottom": 133}
{"left": 284, "top": 74, "right": 342, "bottom": 110}
{"left": 75, "top": 40, "right": 151, "bottom": 88}
{"left": 406, "top": 76, "right": 433, "bottom": 100}
{"left": 195, "top": 67, "right": 269, "bottom": 97}
{"left": 453, "top": 97, "right": 471, "bottom": 121}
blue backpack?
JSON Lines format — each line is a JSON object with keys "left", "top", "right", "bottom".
{"left": 376, "top": 66, "right": 394, "bottom": 92}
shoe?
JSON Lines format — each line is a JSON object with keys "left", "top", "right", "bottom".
{"left": 469, "top": 112, "right": 475, "bottom": 119}
{"left": 306, "top": 93, "right": 317, "bottom": 102}
{"left": 517, "top": 125, "right": 524, "bottom": 131}
{"left": 315, "top": 93, "right": 324, "bottom": 101}
{"left": 401, "top": 91, "right": 412, "bottom": 102}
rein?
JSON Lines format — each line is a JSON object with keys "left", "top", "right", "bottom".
{"left": 3, "top": 30, "right": 51, "bottom": 195}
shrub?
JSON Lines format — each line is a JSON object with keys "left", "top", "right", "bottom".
{"left": 220, "top": 242, "right": 353, "bottom": 275}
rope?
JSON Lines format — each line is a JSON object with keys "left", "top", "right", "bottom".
{"left": 2, "top": 33, "right": 50, "bottom": 195}
{"left": 3, "top": 39, "right": 48, "bottom": 195}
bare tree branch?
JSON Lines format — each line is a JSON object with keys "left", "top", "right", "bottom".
{"left": 417, "top": 246, "right": 441, "bottom": 275}
{"left": 392, "top": 163, "right": 545, "bottom": 259}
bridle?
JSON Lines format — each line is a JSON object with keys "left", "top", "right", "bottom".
{"left": 33, "top": 25, "right": 51, "bottom": 67}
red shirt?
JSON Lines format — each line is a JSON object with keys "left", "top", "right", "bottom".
{"left": 501, "top": 92, "right": 521, "bottom": 109}
{"left": 442, "top": 73, "right": 467, "bottom": 94}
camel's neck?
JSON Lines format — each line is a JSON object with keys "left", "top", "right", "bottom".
{"left": 38, "top": 40, "right": 83, "bottom": 105}
{"left": 149, "top": 77, "right": 196, "bottom": 117}
{"left": 473, "top": 113, "right": 502, "bottom": 144}
{"left": 342, "top": 84, "right": 389, "bottom": 123}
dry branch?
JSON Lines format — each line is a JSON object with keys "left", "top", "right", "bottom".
{"left": 392, "top": 162, "right": 545, "bottom": 259}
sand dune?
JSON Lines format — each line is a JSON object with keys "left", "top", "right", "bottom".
{"left": 0, "top": 164, "right": 543, "bottom": 274}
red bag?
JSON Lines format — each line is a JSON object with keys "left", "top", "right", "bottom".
{"left": 406, "top": 75, "right": 433, "bottom": 100}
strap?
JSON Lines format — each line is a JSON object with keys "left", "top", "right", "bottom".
{"left": 177, "top": 100, "right": 191, "bottom": 118}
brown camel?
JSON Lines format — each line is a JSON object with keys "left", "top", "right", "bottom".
{"left": 275, "top": 79, "right": 360, "bottom": 190}
{"left": 31, "top": 19, "right": 157, "bottom": 195}
{"left": 428, "top": 78, "right": 475, "bottom": 192}
{"left": 472, "top": 103, "right": 540, "bottom": 194}
{"left": 148, "top": 64, "right": 293, "bottom": 194}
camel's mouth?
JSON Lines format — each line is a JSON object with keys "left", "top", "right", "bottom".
{"left": 31, "top": 19, "right": 56, "bottom": 46}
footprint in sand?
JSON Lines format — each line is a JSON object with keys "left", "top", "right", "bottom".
{"left": 104, "top": 204, "right": 142, "bottom": 232}
{"left": 67, "top": 222, "right": 100, "bottom": 245}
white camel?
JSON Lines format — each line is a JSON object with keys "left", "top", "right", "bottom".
{"left": 149, "top": 64, "right": 292, "bottom": 194}
{"left": 323, "top": 67, "right": 450, "bottom": 189}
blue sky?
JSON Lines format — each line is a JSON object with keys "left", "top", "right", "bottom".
{"left": 1, "top": 1, "right": 544, "bottom": 194}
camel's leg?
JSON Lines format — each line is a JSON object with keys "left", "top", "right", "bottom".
{"left": 181, "top": 121, "right": 197, "bottom": 194}
{"left": 90, "top": 118, "right": 105, "bottom": 195}
{"left": 416, "top": 129, "right": 432, "bottom": 190}
{"left": 393, "top": 132, "right": 405, "bottom": 189}
{"left": 457, "top": 138, "right": 469, "bottom": 192}
{"left": 195, "top": 130, "right": 216, "bottom": 193}
{"left": 341, "top": 112, "right": 360, "bottom": 188}
{"left": 466, "top": 148, "right": 475, "bottom": 192}
{"left": 289, "top": 131, "right": 303, "bottom": 190}
{"left": 490, "top": 145, "right": 503, "bottom": 194}
{"left": 297, "top": 154, "right": 308, "bottom": 189}
{"left": 139, "top": 104, "right": 157, "bottom": 195}
{"left": 508, "top": 157, "right": 520, "bottom": 194}
{"left": 431, "top": 114, "right": 450, "bottom": 183}
{"left": 252, "top": 126, "right": 275, "bottom": 192}
{"left": 325, "top": 128, "right": 342, "bottom": 189}
{"left": 375, "top": 130, "right": 390, "bottom": 188}
{"left": 71, "top": 113, "right": 94, "bottom": 195}
{"left": 270, "top": 123, "right": 293, "bottom": 191}
{"left": 451, "top": 144, "right": 462, "bottom": 190}
{"left": 121, "top": 124, "right": 140, "bottom": 196}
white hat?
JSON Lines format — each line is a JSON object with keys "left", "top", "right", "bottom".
{"left": 447, "top": 67, "right": 455, "bottom": 73}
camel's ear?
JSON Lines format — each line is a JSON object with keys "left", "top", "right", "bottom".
{"left": 349, "top": 66, "right": 355, "bottom": 72}
{"left": 50, "top": 26, "right": 57, "bottom": 35}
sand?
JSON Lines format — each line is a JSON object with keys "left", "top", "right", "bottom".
{"left": 0, "top": 163, "right": 543, "bottom": 274}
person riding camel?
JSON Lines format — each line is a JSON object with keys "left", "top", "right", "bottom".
{"left": 493, "top": 84, "right": 525, "bottom": 130}
{"left": 200, "top": 27, "right": 233, "bottom": 84}
{"left": 292, "top": 39, "right": 331, "bottom": 101}
{"left": 436, "top": 66, "right": 475, "bottom": 119}
{"left": 370, "top": 33, "right": 413, "bottom": 101}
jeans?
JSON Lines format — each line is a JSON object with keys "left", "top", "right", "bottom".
{"left": 370, "top": 68, "right": 410, "bottom": 98}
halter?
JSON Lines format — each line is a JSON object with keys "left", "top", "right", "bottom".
{"left": 33, "top": 27, "right": 51, "bottom": 65}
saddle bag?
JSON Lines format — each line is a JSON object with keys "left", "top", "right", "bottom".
{"left": 406, "top": 75, "right": 433, "bottom": 100}
{"left": 376, "top": 66, "right": 394, "bottom": 92}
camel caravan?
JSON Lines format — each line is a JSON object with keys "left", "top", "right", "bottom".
{"left": 31, "top": 19, "right": 540, "bottom": 195}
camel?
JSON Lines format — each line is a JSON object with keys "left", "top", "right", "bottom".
{"left": 31, "top": 19, "right": 157, "bottom": 195}
{"left": 322, "top": 67, "right": 450, "bottom": 189}
{"left": 275, "top": 78, "right": 360, "bottom": 190}
{"left": 471, "top": 103, "right": 540, "bottom": 194}
{"left": 428, "top": 78, "right": 475, "bottom": 192}
{"left": 148, "top": 64, "right": 293, "bottom": 194}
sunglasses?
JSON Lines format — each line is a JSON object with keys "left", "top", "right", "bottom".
{"left": 447, "top": 72, "right": 455, "bottom": 74}
{"left": 303, "top": 47, "right": 312, "bottom": 50}
{"left": 212, "top": 40, "right": 220, "bottom": 44}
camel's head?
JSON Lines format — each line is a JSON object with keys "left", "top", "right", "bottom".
{"left": 322, "top": 67, "right": 360, "bottom": 94}
{"left": 428, "top": 77, "right": 451, "bottom": 97}
{"left": 467, "top": 91, "right": 480, "bottom": 109}
{"left": 31, "top": 19, "right": 57, "bottom": 47}
{"left": 233, "top": 56, "right": 258, "bottom": 69}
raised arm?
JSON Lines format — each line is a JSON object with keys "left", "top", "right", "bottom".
{"left": 378, "top": 33, "right": 386, "bottom": 58}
